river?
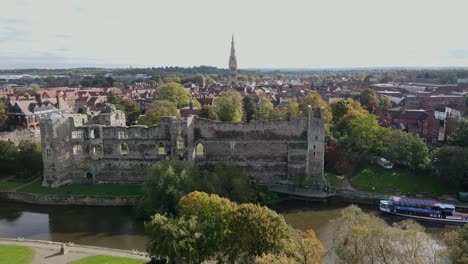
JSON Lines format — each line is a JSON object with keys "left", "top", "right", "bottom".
{"left": 0, "top": 201, "right": 455, "bottom": 261}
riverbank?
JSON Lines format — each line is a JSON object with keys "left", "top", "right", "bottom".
{"left": 0, "top": 191, "right": 142, "bottom": 206}
{"left": 0, "top": 238, "right": 149, "bottom": 264}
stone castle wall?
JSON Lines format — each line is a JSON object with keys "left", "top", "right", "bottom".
{"left": 40, "top": 107, "right": 326, "bottom": 188}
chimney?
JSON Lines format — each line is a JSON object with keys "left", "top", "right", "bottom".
{"left": 35, "top": 93, "right": 42, "bottom": 104}
{"left": 56, "top": 92, "right": 61, "bottom": 109}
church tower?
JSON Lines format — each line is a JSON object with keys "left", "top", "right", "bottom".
{"left": 228, "top": 35, "right": 238, "bottom": 85}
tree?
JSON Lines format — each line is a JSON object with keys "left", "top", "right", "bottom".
{"left": 0, "top": 103, "right": 8, "bottom": 127}
{"left": 299, "top": 93, "right": 332, "bottom": 125}
{"left": 112, "top": 81, "right": 125, "bottom": 88}
{"left": 353, "top": 88, "right": 379, "bottom": 110}
{"left": 145, "top": 214, "right": 201, "bottom": 264}
{"left": 199, "top": 105, "right": 218, "bottom": 120}
{"left": 214, "top": 90, "right": 243, "bottom": 122}
{"left": 159, "top": 82, "right": 191, "bottom": 108}
{"left": 140, "top": 160, "right": 195, "bottom": 216}
{"left": 383, "top": 130, "right": 429, "bottom": 170}
{"left": 0, "top": 140, "right": 18, "bottom": 173}
{"left": 330, "top": 99, "right": 352, "bottom": 124}
{"left": 163, "top": 75, "right": 182, "bottom": 84}
{"left": 107, "top": 91, "right": 121, "bottom": 105}
{"left": 138, "top": 100, "right": 180, "bottom": 126}
{"left": 120, "top": 98, "right": 141, "bottom": 125}
{"left": 178, "top": 192, "right": 238, "bottom": 263}
{"left": 226, "top": 203, "right": 290, "bottom": 263}
{"left": 257, "top": 96, "right": 274, "bottom": 120}
{"left": 444, "top": 224, "right": 468, "bottom": 264}
{"left": 449, "top": 120, "right": 468, "bottom": 148}
{"left": 464, "top": 93, "right": 468, "bottom": 107}
{"left": 243, "top": 96, "right": 256, "bottom": 122}
{"left": 333, "top": 205, "right": 445, "bottom": 264}
{"left": 431, "top": 146, "right": 468, "bottom": 185}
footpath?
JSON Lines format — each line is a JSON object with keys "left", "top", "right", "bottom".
{"left": 0, "top": 238, "right": 149, "bottom": 264}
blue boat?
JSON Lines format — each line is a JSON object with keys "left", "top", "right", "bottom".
{"left": 379, "top": 196, "right": 468, "bottom": 225}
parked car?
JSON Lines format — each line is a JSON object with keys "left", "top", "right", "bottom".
{"left": 377, "top": 157, "right": 393, "bottom": 169}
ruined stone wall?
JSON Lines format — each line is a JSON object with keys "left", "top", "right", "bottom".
{"left": 41, "top": 107, "right": 325, "bottom": 187}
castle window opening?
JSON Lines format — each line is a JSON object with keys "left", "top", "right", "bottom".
{"left": 73, "top": 145, "right": 82, "bottom": 155}
{"left": 90, "top": 127, "right": 100, "bottom": 139}
{"left": 177, "top": 140, "right": 184, "bottom": 150}
{"left": 85, "top": 172, "right": 93, "bottom": 179}
{"left": 93, "top": 145, "right": 103, "bottom": 156}
{"left": 46, "top": 148, "right": 51, "bottom": 158}
{"left": 196, "top": 143, "right": 205, "bottom": 157}
{"left": 120, "top": 143, "right": 129, "bottom": 155}
{"left": 118, "top": 131, "right": 127, "bottom": 139}
{"left": 72, "top": 130, "right": 84, "bottom": 139}
{"left": 158, "top": 142, "right": 166, "bottom": 155}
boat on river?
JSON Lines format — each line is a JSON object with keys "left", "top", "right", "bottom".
{"left": 379, "top": 196, "right": 468, "bottom": 225}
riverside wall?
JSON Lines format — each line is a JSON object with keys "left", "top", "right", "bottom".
{"left": 0, "top": 191, "right": 142, "bottom": 206}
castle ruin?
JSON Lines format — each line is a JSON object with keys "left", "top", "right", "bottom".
{"left": 40, "top": 105, "right": 326, "bottom": 188}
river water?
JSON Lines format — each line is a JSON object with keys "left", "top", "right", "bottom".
{"left": 0, "top": 201, "right": 455, "bottom": 261}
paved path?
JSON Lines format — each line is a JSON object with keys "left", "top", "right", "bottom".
{"left": 0, "top": 238, "right": 149, "bottom": 264}
{"left": 12, "top": 177, "right": 40, "bottom": 192}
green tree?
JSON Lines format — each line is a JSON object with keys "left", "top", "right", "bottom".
{"left": 0, "top": 103, "right": 8, "bottom": 127}
{"left": 242, "top": 96, "right": 256, "bottom": 123}
{"left": 353, "top": 88, "right": 379, "bottom": 110}
{"left": 431, "top": 146, "right": 468, "bottom": 185}
{"left": 107, "top": 91, "right": 122, "bottom": 105}
{"left": 330, "top": 99, "right": 352, "bottom": 124}
{"left": 449, "top": 120, "right": 468, "bottom": 148}
{"left": 145, "top": 214, "right": 201, "bottom": 264}
{"left": 383, "top": 130, "right": 429, "bottom": 169}
{"left": 139, "top": 100, "right": 180, "bottom": 126}
{"left": 464, "top": 93, "right": 468, "bottom": 107}
{"left": 178, "top": 192, "right": 238, "bottom": 263}
{"left": 112, "top": 81, "right": 125, "bottom": 88}
{"left": 226, "top": 203, "right": 290, "bottom": 263}
{"left": 444, "top": 224, "right": 468, "bottom": 264}
{"left": 198, "top": 105, "right": 218, "bottom": 120}
{"left": 141, "top": 160, "right": 195, "bottom": 216}
{"left": 214, "top": 90, "right": 243, "bottom": 122}
{"left": 257, "top": 96, "right": 274, "bottom": 120}
{"left": 16, "top": 140, "right": 43, "bottom": 178}
{"left": 0, "top": 140, "right": 18, "bottom": 174}
{"left": 159, "top": 82, "right": 191, "bottom": 108}
{"left": 163, "top": 76, "right": 182, "bottom": 84}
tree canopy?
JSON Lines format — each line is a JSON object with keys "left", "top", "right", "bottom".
{"left": 138, "top": 100, "right": 179, "bottom": 126}
{"left": 449, "top": 120, "right": 468, "bottom": 148}
{"left": 0, "top": 103, "right": 8, "bottom": 127}
{"left": 214, "top": 90, "right": 243, "bottom": 122}
{"left": 158, "top": 82, "right": 191, "bottom": 108}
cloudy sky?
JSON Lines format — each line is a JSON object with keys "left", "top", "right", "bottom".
{"left": 1, "top": 0, "right": 468, "bottom": 69}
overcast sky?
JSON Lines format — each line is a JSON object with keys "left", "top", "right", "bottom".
{"left": 1, "top": 0, "right": 468, "bottom": 69}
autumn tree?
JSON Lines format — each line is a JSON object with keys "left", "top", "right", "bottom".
{"left": 214, "top": 90, "right": 243, "bottom": 122}
{"left": 138, "top": 100, "right": 179, "bottom": 126}
{"left": 299, "top": 93, "right": 332, "bottom": 125}
{"left": 257, "top": 96, "right": 274, "bottom": 120}
{"left": 333, "top": 205, "right": 445, "bottom": 264}
{"left": 199, "top": 105, "right": 218, "bottom": 120}
{"left": 444, "top": 224, "right": 468, "bottom": 264}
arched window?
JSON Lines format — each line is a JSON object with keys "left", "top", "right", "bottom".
{"left": 196, "top": 143, "right": 205, "bottom": 157}
{"left": 120, "top": 143, "right": 129, "bottom": 155}
{"left": 158, "top": 142, "right": 166, "bottom": 155}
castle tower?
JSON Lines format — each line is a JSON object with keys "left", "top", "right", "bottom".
{"left": 228, "top": 34, "right": 238, "bottom": 86}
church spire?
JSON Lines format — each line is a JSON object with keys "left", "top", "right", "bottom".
{"left": 228, "top": 34, "right": 238, "bottom": 85}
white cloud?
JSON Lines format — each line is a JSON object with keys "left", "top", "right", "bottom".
{"left": 0, "top": 0, "right": 468, "bottom": 69}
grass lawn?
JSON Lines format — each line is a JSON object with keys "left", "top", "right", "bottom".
{"left": 0, "top": 179, "right": 26, "bottom": 191}
{"left": 349, "top": 166, "right": 459, "bottom": 197}
{"left": 17, "top": 181, "right": 143, "bottom": 196}
{"left": 68, "top": 255, "right": 145, "bottom": 264}
{"left": 0, "top": 244, "right": 34, "bottom": 264}
{"left": 324, "top": 172, "right": 343, "bottom": 188}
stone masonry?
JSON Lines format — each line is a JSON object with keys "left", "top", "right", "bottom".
{"left": 40, "top": 104, "right": 326, "bottom": 188}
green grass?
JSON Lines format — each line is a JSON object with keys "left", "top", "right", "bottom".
{"left": 17, "top": 181, "right": 143, "bottom": 196}
{"left": 0, "top": 180, "right": 26, "bottom": 191}
{"left": 324, "top": 172, "right": 343, "bottom": 188}
{"left": 349, "top": 166, "right": 459, "bottom": 197}
{"left": 0, "top": 244, "right": 34, "bottom": 264}
{"left": 68, "top": 255, "right": 145, "bottom": 264}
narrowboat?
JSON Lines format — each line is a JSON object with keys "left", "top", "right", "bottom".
{"left": 379, "top": 196, "right": 468, "bottom": 225}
